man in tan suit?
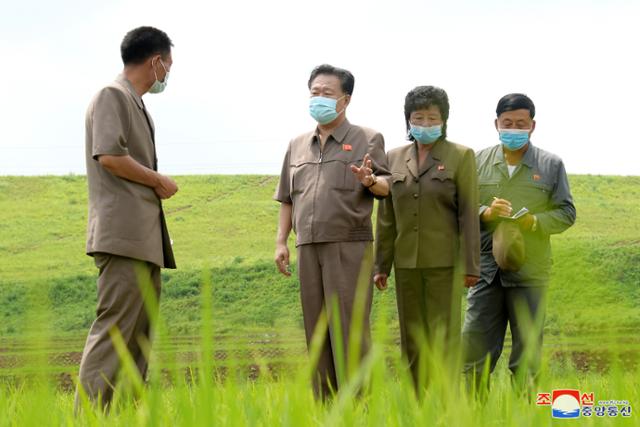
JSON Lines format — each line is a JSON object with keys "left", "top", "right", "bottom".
{"left": 77, "top": 26, "right": 177, "bottom": 409}
{"left": 274, "top": 64, "right": 390, "bottom": 399}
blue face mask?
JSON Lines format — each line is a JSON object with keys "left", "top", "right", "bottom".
{"left": 149, "top": 59, "right": 169, "bottom": 94}
{"left": 499, "top": 129, "right": 530, "bottom": 151}
{"left": 309, "top": 96, "right": 345, "bottom": 125}
{"left": 410, "top": 124, "right": 442, "bottom": 145}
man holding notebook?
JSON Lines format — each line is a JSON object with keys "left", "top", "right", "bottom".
{"left": 462, "top": 93, "right": 576, "bottom": 395}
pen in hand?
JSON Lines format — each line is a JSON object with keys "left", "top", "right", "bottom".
{"left": 492, "top": 196, "right": 513, "bottom": 218}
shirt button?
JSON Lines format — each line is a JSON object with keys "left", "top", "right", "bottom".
{"left": 413, "top": 193, "right": 419, "bottom": 199}
{"left": 413, "top": 226, "right": 418, "bottom": 231}
{"left": 413, "top": 212, "right": 417, "bottom": 216}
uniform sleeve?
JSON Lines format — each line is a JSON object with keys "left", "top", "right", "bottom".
{"left": 475, "top": 151, "right": 491, "bottom": 218}
{"left": 273, "top": 142, "right": 292, "bottom": 204}
{"left": 91, "top": 87, "right": 130, "bottom": 159}
{"left": 456, "top": 148, "right": 481, "bottom": 276}
{"left": 536, "top": 160, "right": 576, "bottom": 235}
{"left": 374, "top": 176, "right": 396, "bottom": 275}
{"left": 368, "top": 132, "right": 391, "bottom": 199}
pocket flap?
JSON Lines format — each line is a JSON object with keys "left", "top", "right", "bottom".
{"left": 432, "top": 170, "right": 454, "bottom": 181}
{"left": 392, "top": 172, "right": 406, "bottom": 183}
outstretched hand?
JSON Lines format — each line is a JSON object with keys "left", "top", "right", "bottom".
{"left": 350, "top": 153, "right": 375, "bottom": 187}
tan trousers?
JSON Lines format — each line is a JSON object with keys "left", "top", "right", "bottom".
{"left": 297, "top": 241, "right": 373, "bottom": 399}
{"left": 75, "top": 253, "right": 161, "bottom": 408}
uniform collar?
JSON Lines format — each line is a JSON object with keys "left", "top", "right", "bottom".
{"left": 407, "top": 138, "right": 446, "bottom": 160}
{"left": 312, "top": 118, "right": 351, "bottom": 146}
{"left": 521, "top": 142, "right": 536, "bottom": 168}
{"left": 429, "top": 138, "right": 446, "bottom": 161}
{"left": 493, "top": 142, "right": 536, "bottom": 168}
{"left": 116, "top": 74, "right": 144, "bottom": 110}
{"left": 406, "top": 138, "right": 447, "bottom": 179}
{"left": 330, "top": 118, "right": 351, "bottom": 143}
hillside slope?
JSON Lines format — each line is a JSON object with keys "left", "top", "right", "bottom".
{"left": 0, "top": 175, "right": 638, "bottom": 338}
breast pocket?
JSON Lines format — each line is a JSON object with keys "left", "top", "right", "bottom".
{"left": 326, "top": 158, "right": 363, "bottom": 191}
{"left": 479, "top": 181, "right": 501, "bottom": 205}
{"left": 431, "top": 169, "right": 454, "bottom": 182}
{"left": 520, "top": 181, "right": 553, "bottom": 211}
{"left": 291, "top": 162, "right": 317, "bottom": 195}
{"left": 427, "top": 170, "right": 456, "bottom": 202}
{"left": 390, "top": 172, "right": 415, "bottom": 204}
{"left": 392, "top": 172, "right": 406, "bottom": 184}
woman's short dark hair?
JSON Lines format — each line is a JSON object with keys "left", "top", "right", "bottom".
{"left": 307, "top": 64, "right": 355, "bottom": 95}
{"left": 496, "top": 93, "right": 535, "bottom": 118}
{"left": 120, "top": 26, "right": 173, "bottom": 65}
{"left": 404, "top": 86, "right": 450, "bottom": 137}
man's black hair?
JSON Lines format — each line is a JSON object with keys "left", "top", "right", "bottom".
{"left": 496, "top": 93, "right": 535, "bottom": 119}
{"left": 121, "top": 26, "right": 173, "bottom": 65}
{"left": 308, "top": 64, "right": 355, "bottom": 95}
{"left": 404, "top": 85, "right": 450, "bottom": 138}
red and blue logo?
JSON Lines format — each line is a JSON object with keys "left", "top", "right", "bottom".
{"left": 551, "top": 389, "right": 581, "bottom": 419}
{"left": 537, "top": 389, "right": 632, "bottom": 418}
{"left": 537, "top": 389, "right": 595, "bottom": 418}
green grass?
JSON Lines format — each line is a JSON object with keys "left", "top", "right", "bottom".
{"left": 0, "top": 174, "right": 638, "bottom": 338}
{"left": 2, "top": 354, "right": 638, "bottom": 426}
{"left": 1, "top": 282, "right": 638, "bottom": 426}
{"left": 0, "top": 175, "right": 281, "bottom": 283}
{"left": 0, "top": 174, "right": 639, "bottom": 425}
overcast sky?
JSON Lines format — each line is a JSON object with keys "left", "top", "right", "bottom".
{"left": 1, "top": 0, "right": 638, "bottom": 176}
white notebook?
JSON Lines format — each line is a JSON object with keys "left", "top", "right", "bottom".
{"left": 499, "top": 207, "right": 529, "bottom": 221}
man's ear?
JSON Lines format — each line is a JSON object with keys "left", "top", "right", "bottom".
{"left": 494, "top": 118, "right": 499, "bottom": 131}
{"left": 530, "top": 120, "right": 536, "bottom": 134}
{"left": 149, "top": 54, "right": 161, "bottom": 68}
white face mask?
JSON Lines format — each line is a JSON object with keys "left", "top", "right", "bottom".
{"left": 148, "top": 59, "right": 169, "bottom": 94}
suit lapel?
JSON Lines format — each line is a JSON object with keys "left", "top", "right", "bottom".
{"left": 405, "top": 145, "right": 419, "bottom": 179}
{"left": 420, "top": 139, "right": 444, "bottom": 176}
{"left": 421, "top": 154, "right": 437, "bottom": 176}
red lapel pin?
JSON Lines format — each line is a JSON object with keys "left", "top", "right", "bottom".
{"left": 343, "top": 144, "right": 352, "bottom": 151}
{"left": 437, "top": 164, "right": 445, "bottom": 171}
{"left": 533, "top": 174, "right": 541, "bottom": 181}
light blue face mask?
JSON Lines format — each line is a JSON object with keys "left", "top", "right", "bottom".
{"left": 409, "top": 124, "right": 442, "bottom": 145}
{"left": 309, "top": 96, "right": 345, "bottom": 125}
{"left": 499, "top": 128, "right": 530, "bottom": 151}
{"left": 149, "top": 59, "right": 169, "bottom": 94}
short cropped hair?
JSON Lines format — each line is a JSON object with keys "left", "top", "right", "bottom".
{"left": 307, "top": 64, "right": 355, "bottom": 95}
{"left": 496, "top": 93, "right": 535, "bottom": 119}
{"left": 120, "top": 26, "right": 173, "bottom": 65}
{"left": 404, "top": 85, "right": 450, "bottom": 137}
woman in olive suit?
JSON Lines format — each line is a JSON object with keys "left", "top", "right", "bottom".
{"left": 374, "top": 86, "right": 480, "bottom": 390}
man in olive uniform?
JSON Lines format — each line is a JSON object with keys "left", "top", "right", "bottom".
{"left": 462, "top": 93, "right": 576, "bottom": 394}
{"left": 77, "top": 27, "right": 178, "bottom": 408}
{"left": 274, "top": 64, "right": 390, "bottom": 398}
